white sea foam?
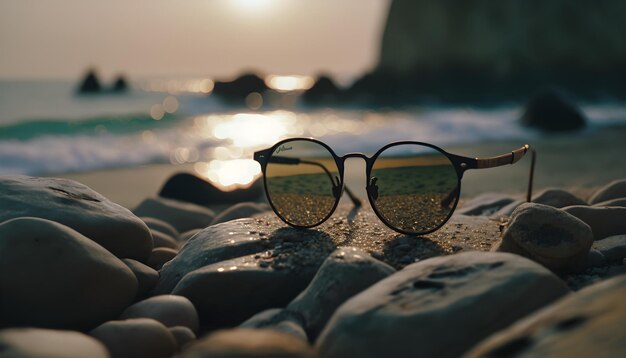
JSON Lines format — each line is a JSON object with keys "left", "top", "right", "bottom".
{"left": 1, "top": 80, "right": 625, "bottom": 176}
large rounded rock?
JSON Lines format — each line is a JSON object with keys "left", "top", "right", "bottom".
{"left": 0, "top": 328, "right": 109, "bottom": 358}
{"left": 563, "top": 205, "right": 626, "bottom": 240}
{"left": 495, "top": 203, "right": 594, "bottom": 272}
{"left": 466, "top": 275, "right": 626, "bottom": 358}
{"left": 181, "top": 328, "right": 318, "bottom": 358}
{"left": 155, "top": 222, "right": 284, "bottom": 294}
{"left": 0, "top": 176, "right": 153, "bottom": 260}
{"left": 90, "top": 318, "right": 177, "bottom": 358}
{"left": 589, "top": 179, "right": 626, "bottom": 204}
{"left": 120, "top": 295, "right": 199, "bottom": 333}
{"left": 532, "top": 188, "right": 586, "bottom": 208}
{"left": 159, "top": 172, "right": 263, "bottom": 207}
{"left": 287, "top": 247, "right": 395, "bottom": 340}
{"left": 316, "top": 252, "right": 569, "bottom": 358}
{"left": 520, "top": 89, "right": 587, "bottom": 132}
{"left": 172, "top": 256, "right": 320, "bottom": 328}
{"left": 0, "top": 217, "right": 138, "bottom": 329}
{"left": 134, "top": 197, "right": 214, "bottom": 233}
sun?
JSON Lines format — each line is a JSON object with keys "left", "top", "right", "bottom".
{"left": 232, "top": 0, "right": 274, "bottom": 12}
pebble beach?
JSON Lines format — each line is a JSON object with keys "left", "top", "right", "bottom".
{"left": 1, "top": 122, "right": 626, "bottom": 356}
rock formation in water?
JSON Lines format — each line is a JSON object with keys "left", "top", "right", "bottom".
{"left": 111, "top": 75, "right": 129, "bottom": 93}
{"left": 77, "top": 69, "right": 102, "bottom": 94}
{"left": 345, "top": 0, "right": 626, "bottom": 102}
{"left": 379, "top": 0, "right": 626, "bottom": 77}
{"left": 302, "top": 75, "right": 342, "bottom": 104}
{"left": 520, "top": 89, "right": 587, "bottom": 131}
{"left": 212, "top": 73, "right": 268, "bottom": 102}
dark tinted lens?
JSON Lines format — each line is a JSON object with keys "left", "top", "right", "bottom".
{"left": 370, "top": 144, "right": 460, "bottom": 234}
{"left": 265, "top": 140, "right": 340, "bottom": 227}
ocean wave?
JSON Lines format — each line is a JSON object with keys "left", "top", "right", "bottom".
{"left": 0, "top": 113, "right": 182, "bottom": 141}
{"left": 1, "top": 104, "right": 625, "bottom": 176}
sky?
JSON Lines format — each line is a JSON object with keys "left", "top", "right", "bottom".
{"left": 0, "top": 0, "right": 390, "bottom": 81}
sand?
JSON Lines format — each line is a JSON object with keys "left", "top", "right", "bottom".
{"left": 56, "top": 125, "right": 626, "bottom": 210}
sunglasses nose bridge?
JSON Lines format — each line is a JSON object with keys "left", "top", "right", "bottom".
{"left": 338, "top": 152, "right": 371, "bottom": 181}
{"left": 340, "top": 152, "right": 370, "bottom": 163}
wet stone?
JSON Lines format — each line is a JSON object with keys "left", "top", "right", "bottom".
{"left": 0, "top": 175, "right": 153, "bottom": 261}
{"left": 172, "top": 239, "right": 334, "bottom": 328}
{"left": 154, "top": 221, "right": 280, "bottom": 294}
{"left": 158, "top": 204, "right": 502, "bottom": 299}
{"left": 316, "top": 252, "right": 569, "bottom": 358}
{"left": 466, "top": 275, "right": 626, "bottom": 358}
{"left": 287, "top": 247, "right": 395, "bottom": 341}
{"left": 496, "top": 203, "right": 593, "bottom": 273}
{"left": 0, "top": 218, "right": 137, "bottom": 330}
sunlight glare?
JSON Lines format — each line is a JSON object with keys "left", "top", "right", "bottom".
{"left": 212, "top": 112, "right": 302, "bottom": 148}
{"left": 265, "top": 75, "right": 315, "bottom": 92}
{"left": 194, "top": 159, "right": 261, "bottom": 190}
{"left": 233, "top": 0, "right": 273, "bottom": 12}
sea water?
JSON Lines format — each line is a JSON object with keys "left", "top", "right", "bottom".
{"left": 1, "top": 80, "right": 625, "bottom": 189}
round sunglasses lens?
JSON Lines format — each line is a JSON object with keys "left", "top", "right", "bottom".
{"left": 370, "top": 144, "right": 460, "bottom": 234}
{"left": 265, "top": 140, "right": 340, "bottom": 227}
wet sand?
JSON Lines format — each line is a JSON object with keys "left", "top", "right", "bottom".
{"left": 57, "top": 125, "right": 626, "bottom": 209}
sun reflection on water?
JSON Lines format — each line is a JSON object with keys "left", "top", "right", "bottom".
{"left": 142, "top": 78, "right": 214, "bottom": 94}
{"left": 265, "top": 75, "right": 315, "bottom": 92}
{"left": 194, "top": 159, "right": 261, "bottom": 190}
{"left": 184, "top": 110, "right": 377, "bottom": 190}
{"left": 211, "top": 111, "right": 304, "bottom": 147}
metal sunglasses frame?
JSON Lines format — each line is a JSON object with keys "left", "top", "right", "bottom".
{"left": 254, "top": 137, "right": 535, "bottom": 235}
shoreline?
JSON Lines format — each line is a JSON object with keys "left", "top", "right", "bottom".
{"left": 53, "top": 125, "right": 626, "bottom": 209}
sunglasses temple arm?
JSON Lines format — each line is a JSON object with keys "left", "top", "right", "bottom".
{"left": 270, "top": 156, "right": 362, "bottom": 207}
{"left": 526, "top": 148, "right": 536, "bottom": 202}
{"left": 469, "top": 144, "right": 536, "bottom": 202}
{"left": 299, "top": 160, "right": 362, "bottom": 207}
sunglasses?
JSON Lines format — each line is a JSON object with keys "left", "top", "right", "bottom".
{"left": 254, "top": 138, "right": 536, "bottom": 235}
